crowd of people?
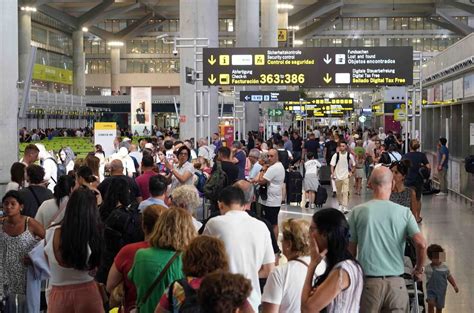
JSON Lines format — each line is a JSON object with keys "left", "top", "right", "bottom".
{"left": 0, "top": 125, "right": 458, "bottom": 313}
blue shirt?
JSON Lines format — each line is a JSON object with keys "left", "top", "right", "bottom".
{"left": 138, "top": 198, "right": 168, "bottom": 213}
{"left": 438, "top": 146, "right": 449, "bottom": 169}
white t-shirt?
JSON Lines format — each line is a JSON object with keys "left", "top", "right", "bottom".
{"left": 259, "top": 162, "right": 285, "bottom": 207}
{"left": 203, "top": 210, "right": 275, "bottom": 312}
{"left": 170, "top": 161, "right": 195, "bottom": 190}
{"left": 42, "top": 158, "right": 58, "bottom": 192}
{"left": 388, "top": 151, "right": 402, "bottom": 163}
{"left": 330, "top": 152, "right": 355, "bottom": 181}
{"left": 35, "top": 197, "right": 68, "bottom": 227}
{"left": 262, "top": 256, "right": 310, "bottom": 313}
{"left": 304, "top": 159, "right": 322, "bottom": 176}
{"left": 5, "top": 181, "right": 20, "bottom": 192}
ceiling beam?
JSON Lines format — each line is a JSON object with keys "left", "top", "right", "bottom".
{"left": 436, "top": 8, "right": 473, "bottom": 36}
{"left": 296, "top": 11, "right": 341, "bottom": 40}
{"left": 94, "top": 3, "right": 142, "bottom": 23}
{"left": 78, "top": 0, "right": 115, "bottom": 27}
{"left": 115, "top": 12, "right": 154, "bottom": 39}
{"left": 88, "top": 26, "right": 115, "bottom": 41}
{"left": 427, "top": 17, "right": 462, "bottom": 35}
{"left": 289, "top": 0, "right": 342, "bottom": 26}
{"left": 37, "top": 4, "right": 79, "bottom": 29}
{"left": 447, "top": 1, "right": 474, "bottom": 15}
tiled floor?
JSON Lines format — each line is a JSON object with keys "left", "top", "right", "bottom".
{"left": 280, "top": 186, "right": 474, "bottom": 313}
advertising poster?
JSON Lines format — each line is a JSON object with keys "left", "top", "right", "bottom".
{"left": 131, "top": 87, "right": 152, "bottom": 135}
{"left": 94, "top": 122, "right": 117, "bottom": 157}
{"left": 453, "top": 77, "right": 463, "bottom": 100}
{"left": 464, "top": 73, "right": 474, "bottom": 98}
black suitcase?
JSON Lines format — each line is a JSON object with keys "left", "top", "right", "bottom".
{"left": 315, "top": 185, "right": 328, "bottom": 207}
{"left": 286, "top": 171, "right": 303, "bottom": 204}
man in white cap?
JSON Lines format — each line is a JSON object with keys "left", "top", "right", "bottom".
{"left": 110, "top": 147, "right": 136, "bottom": 178}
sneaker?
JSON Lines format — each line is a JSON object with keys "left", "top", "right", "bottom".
{"left": 436, "top": 192, "right": 447, "bottom": 196}
{"left": 332, "top": 192, "right": 336, "bottom": 198}
{"left": 305, "top": 201, "right": 309, "bottom": 208}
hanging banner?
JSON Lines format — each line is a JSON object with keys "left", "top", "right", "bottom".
{"left": 94, "top": 122, "right": 117, "bottom": 157}
{"left": 131, "top": 87, "right": 152, "bottom": 135}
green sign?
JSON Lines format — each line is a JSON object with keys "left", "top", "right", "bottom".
{"left": 268, "top": 109, "right": 284, "bottom": 117}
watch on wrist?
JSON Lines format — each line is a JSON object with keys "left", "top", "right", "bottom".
{"left": 415, "top": 266, "right": 425, "bottom": 274}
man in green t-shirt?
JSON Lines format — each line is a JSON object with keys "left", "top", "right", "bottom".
{"left": 348, "top": 166, "right": 427, "bottom": 312}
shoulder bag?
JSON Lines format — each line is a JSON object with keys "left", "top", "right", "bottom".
{"left": 134, "top": 251, "right": 180, "bottom": 312}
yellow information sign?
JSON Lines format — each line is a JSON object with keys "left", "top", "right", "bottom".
{"left": 33, "top": 64, "right": 73, "bottom": 85}
{"left": 95, "top": 122, "right": 116, "bottom": 130}
{"left": 394, "top": 109, "right": 407, "bottom": 121}
{"left": 278, "top": 29, "right": 288, "bottom": 42}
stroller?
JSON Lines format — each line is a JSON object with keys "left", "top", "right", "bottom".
{"left": 404, "top": 238, "right": 426, "bottom": 313}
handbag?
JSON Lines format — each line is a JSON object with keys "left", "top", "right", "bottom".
{"left": 258, "top": 184, "right": 268, "bottom": 201}
{"left": 133, "top": 251, "right": 180, "bottom": 312}
{"left": 109, "top": 282, "right": 124, "bottom": 310}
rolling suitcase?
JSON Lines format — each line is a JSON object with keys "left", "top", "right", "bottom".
{"left": 315, "top": 185, "right": 328, "bottom": 208}
{"left": 286, "top": 170, "right": 303, "bottom": 204}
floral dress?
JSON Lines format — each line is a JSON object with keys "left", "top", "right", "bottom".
{"left": 0, "top": 217, "right": 38, "bottom": 297}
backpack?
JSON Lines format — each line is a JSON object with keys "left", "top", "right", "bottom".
{"left": 379, "top": 152, "right": 392, "bottom": 165}
{"left": 465, "top": 155, "right": 474, "bottom": 174}
{"left": 278, "top": 149, "right": 290, "bottom": 170}
{"left": 203, "top": 162, "right": 228, "bottom": 201}
{"left": 46, "top": 157, "right": 65, "bottom": 183}
{"left": 103, "top": 203, "right": 144, "bottom": 254}
{"left": 335, "top": 152, "right": 351, "bottom": 170}
{"left": 194, "top": 171, "right": 207, "bottom": 194}
{"left": 168, "top": 279, "right": 201, "bottom": 313}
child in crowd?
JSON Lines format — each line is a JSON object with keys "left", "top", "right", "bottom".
{"left": 426, "top": 244, "right": 459, "bottom": 313}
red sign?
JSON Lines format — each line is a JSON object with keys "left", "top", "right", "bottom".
{"left": 223, "top": 126, "right": 234, "bottom": 147}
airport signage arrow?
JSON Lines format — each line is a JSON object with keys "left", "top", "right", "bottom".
{"left": 240, "top": 91, "right": 300, "bottom": 102}
{"left": 203, "top": 47, "right": 413, "bottom": 87}
{"left": 323, "top": 54, "right": 332, "bottom": 64}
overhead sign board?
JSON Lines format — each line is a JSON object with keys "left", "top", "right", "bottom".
{"left": 203, "top": 47, "right": 413, "bottom": 87}
{"left": 240, "top": 91, "right": 300, "bottom": 102}
{"left": 284, "top": 98, "right": 354, "bottom": 117}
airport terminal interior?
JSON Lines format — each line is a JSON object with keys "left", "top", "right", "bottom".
{"left": 1, "top": 0, "right": 474, "bottom": 312}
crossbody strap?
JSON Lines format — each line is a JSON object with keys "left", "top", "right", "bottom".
{"left": 290, "top": 258, "right": 309, "bottom": 267}
{"left": 137, "top": 251, "right": 180, "bottom": 308}
{"left": 28, "top": 186, "right": 41, "bottom": 207}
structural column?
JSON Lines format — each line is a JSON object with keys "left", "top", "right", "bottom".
{"left": 379, "top": 18, "right": 387, "bottom": 46}
{"left": 72, "top": 30, "right": 85, "bottom": 96}
{"left": 1, "top": 0, "right": 19, "bottom": 190}
{"left": 18, "top": 9, "right": 31, "bottom": 84}
{"left": 179, "top": 0, "right": 218, "bottom": 141}
{"left": 110, "top": 47, "right": 120, "bottom": 94}
{"left": 261, "top": 0, "right": 278, "bottom": 47}
{"left": 236, "top": 0, "right": 260, "bottom": 133}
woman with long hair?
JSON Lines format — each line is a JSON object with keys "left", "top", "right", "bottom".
{"left": 99, "top": 177, "right": 132, "bottom": 222}
{"left": 390, "top": 160, "right": 418, "bottom": 221}
{"left": 129, "top": 208, "right": 196, "bottom": 313}
{"left": 301, "top": 208, "right": 363, "bottom": 313}
{"left": 156, "top": 235, "right": 231, "bottom": 313}
{"left": 6, "top": 162, "right": 26, "bottom": 192}
{"left": 58, "top": 147, "right": 76, "bottom": 174}
{"left": 35, "top": 175, "right": 75, "bottom": 226}
{"left": 45, "top": 188, "right": 104, "bottom": 312}
{"left": 85, "top": 154, "right": 101, "bottom": 183}
{"left": 0, "top": 191, "right": 44, "bottom": 308}
{"left": 106, "top": 205, "right": 167, "bottom": 313}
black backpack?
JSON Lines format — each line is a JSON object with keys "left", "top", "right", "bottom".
{"left": 465, "top": 155, "right": 474, "bottom": 174}
{"left": 103, "top": 203, "right": 144, "bottom": 254}
{"left": 168, "top": 279, "right": 201, "bottom": 313}
{"left": 46, "top": 157, "right": 66, "bottom": 183}
{"left": 379, "top": 152, "right": 392, "bottom": 165}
